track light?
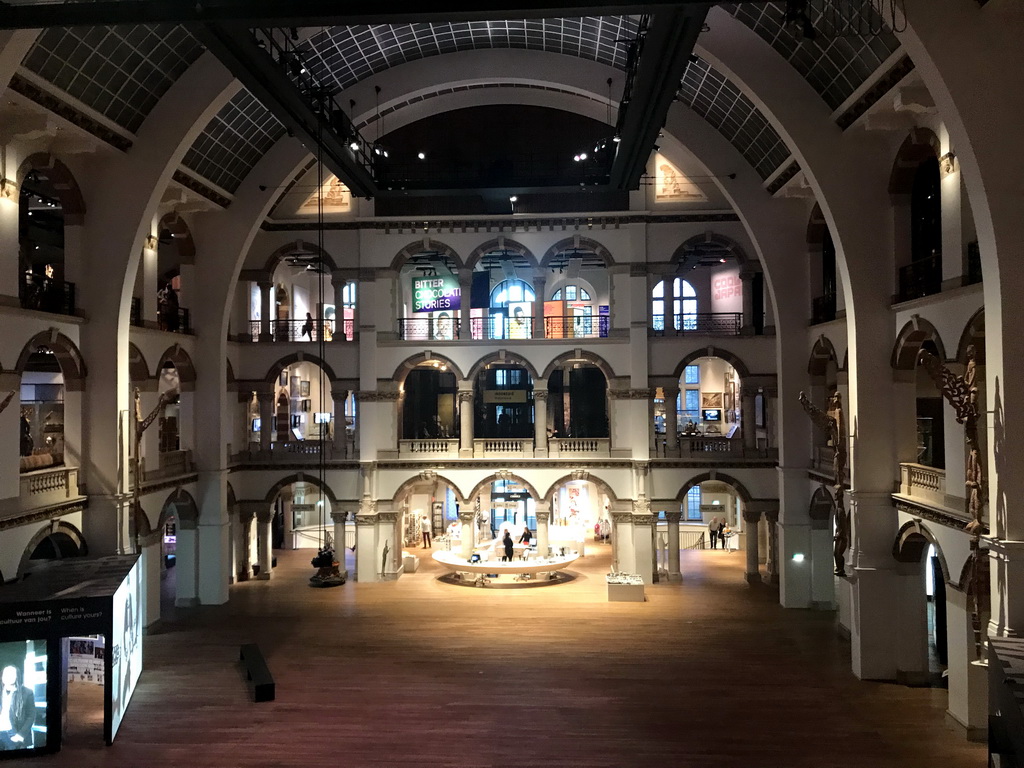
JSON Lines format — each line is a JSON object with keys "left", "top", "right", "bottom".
{"left": 349, "top": 141, "right": 359, "bottom": 151}
{"left": 509, "top": 196, "right": 518, "bottom": 202}
{"left": 418, "top": 152, "right": 426, "bottom": 160}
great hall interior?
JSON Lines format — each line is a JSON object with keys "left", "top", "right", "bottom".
{"left": 0, "top": 0, "right": 1019, "bottom": 765}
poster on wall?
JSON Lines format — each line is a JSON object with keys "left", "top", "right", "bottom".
{"left": 711, "top": 268, "right": 743, "bottom": 314}
{"left": 0, "top": 639, "right": 48, "bottom": 753}
{"left": 653, "top": 154, "right": 708, "bottom": 203}
{"left": 507, "top": 302, "right": 532, "bottom": 338}
{"left": 299, "top": 175, "right": 351, "bottom": 213}
{"left": 108, "top": 558, "right": 143, "bottom": 741}
{"left": 412, "top": 275, "right": 461, "bottom": 313}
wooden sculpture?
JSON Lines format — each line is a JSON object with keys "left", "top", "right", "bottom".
{"left": 799, "top": 390, "right": 849, "bottom": 576}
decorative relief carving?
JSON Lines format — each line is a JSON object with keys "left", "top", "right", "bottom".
{"left": 611, "top": 512, "right": 633, "bottom": 524}
{"left": 457, "top": 390, "right": 474, "bottom": 404}
{"left": 355, "top": 390, "right": 402, "bottom": 402}
{"left": 609, "top": 388, "right": 654, "bottom": 400}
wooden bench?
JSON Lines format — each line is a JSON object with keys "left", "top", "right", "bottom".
{"left": 239, "top": 643, "right": 275, "bottom": 702}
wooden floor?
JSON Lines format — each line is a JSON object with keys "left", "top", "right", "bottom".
{"left": 15, "top": 544, "right": 985, "bottom": 767}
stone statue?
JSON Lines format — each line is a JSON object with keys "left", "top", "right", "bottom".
{"left": 799, "top": 390, "right": 849, "bottom": 576}
{"left": 918, "top": 346, "right": 984, "bottom": 536}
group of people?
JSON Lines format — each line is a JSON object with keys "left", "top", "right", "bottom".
{"left": 707, "top": 517, "right": 732, "bottom": 550}
{"left": 500, "top": 526, "right": 533, "bottom": 561}
{"left": 593, "top": 518, "right": 611, "bottom": 543}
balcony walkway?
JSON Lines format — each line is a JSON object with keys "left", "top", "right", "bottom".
{"left": 30, "top": 547, "right": 983, "bottom": 767}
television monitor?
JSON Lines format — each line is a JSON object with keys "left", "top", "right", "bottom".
{"left": 702, "top": 409, "right": 721, "bottom": 422}
{"left": 251, "top": 417, "right": 261, "bottom": 432}
{"left": 314, "top": 412, "right": 332, "bottom": 424}
{"left": 0, "top": 639, "right": 48, "bottom": 752}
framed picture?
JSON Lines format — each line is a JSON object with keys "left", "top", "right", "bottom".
{"left": 279, "top": 370, "right": 288, "bottom": 386}
{"left": 301, "top": 399, "right": 311, "bottom": 412}
{"left": 701, "top": 392, "right": 723, "bottom": 409}
{"left": 299, "top": 380, "right": 310, "bottom": 397}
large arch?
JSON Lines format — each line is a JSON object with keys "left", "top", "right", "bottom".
{"left": 16, "top": 329, "right": 86, "bottom": 390}
{"left": 390, "top": 472, "right": 467, "bottom": 507}
{"left": 670, "top": 346, "right": 752, "bottom": 382}
{"left": 263, "top": 473, "right": 339, "bottom": 506}
{"left": 540, "top": 236, "right": 615, "bottom": 269}
{"left": 466, "top": 350, "right": 540, "bottom": 382}
{"left": 391, "top": 351, "right": 466, "bottom": 386}
{"left": 807, "top": 335, "right": 840, "bottom": 378}
{"left": 390, "top": 238, "right": 463, "bottom": 272}
{"left": 466, "top": 472, "right": 542, "bottom": 506}
{"left": 891, "top": 317, "right": 948, "bottom": 370}
{"left": 263, "top": 239, "right": 339, "bottom": 275}
{"left": 16, "top": 520, "right": 88, "bottom": 578}
{"left": 159, "top": 343, "right": 197, "bottom": 387}
{"left": 263, "top": 352, "right": 338, "bottom": 384}
{"left": 157, "top": 487, "right": 199, "bottom": 530}
{"left": 542, "top": 472, "right": 619, "bottom": 505}
{"left": 128, "top": 342, "right": 151, "bottom": 384}
{"left": 16, "top": 152, "right": 87, "bottom": 224}
{"left": 888, "top": 128, "right": 942, "bottom": 197}
{"left": 670, "top": 232, "right": 754, "bottom": 271}
{"left": 675, "top": 472, "right": 755, "bottom": 505}
{"left": 893, "top": 520, "right": 951, "bottom": 586}
{"left": 540, "top": 350, "right": 616, "bottom": 382}
{"left": 465, "top": 238, "right": 539, "bottom": 271}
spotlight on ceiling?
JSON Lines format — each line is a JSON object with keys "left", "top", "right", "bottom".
{"left": 613, "top": 136, "right": 621, "bottom": 142}
{"left": 509, "top": 196, "right": 518, "bottom": 203}
{"left": 573, "top": 155, "right": 581, "bottom": 162}
{"left": 580, "top": 152, "right": 587, "bottom": 160}
{"left": 417, "top": 152, "right": 426, "bottom": 160}
{"left": 349, "top": 141, "right": 359, "bottom": 151}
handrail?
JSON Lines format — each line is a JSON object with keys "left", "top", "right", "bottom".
{"left": 651, "top": 312, "right": 742, "bottom": 336}
{"left": 897, "top": 254, "right": 942, "bottom": 302}
{"left": 248, "top": 317, "right": 353, "bottom": 342}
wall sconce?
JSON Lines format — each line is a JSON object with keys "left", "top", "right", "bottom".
{"left": 939, "top": 151, "right": 957, "bottom": 176}
{"left": 145, "top": 234, "right": 158, "bottom": 250}
{"left": 0, "top": 178, "right": 17, "bottom": 201}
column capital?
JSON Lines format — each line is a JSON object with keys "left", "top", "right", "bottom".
{"left": 742, "top": 507, "right": 763, "bottom": 523}
{"left": 611, "top": 511, "right": 633, "bottom": 524}
{"left": 330, "top": 511, "right": 348, "bottom": 524}
{"left": 666, "top": 511, "right": 682, "bottom": 524}
{"left": 255, "top": 508, "right": 273, "bottom": 524}
{"left": 257, "top": 280, "right": 274, "bottom": 290}
{"left": 458, "top": 389, "right": 474, "bottom": 404}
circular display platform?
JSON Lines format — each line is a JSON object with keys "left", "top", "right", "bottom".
{"left": 432, "top": 550, "right": 580, "bottom": 589}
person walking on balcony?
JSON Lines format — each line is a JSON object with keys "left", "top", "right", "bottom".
{"left": 301, "top": 312, "right": 314, "bottom": 340}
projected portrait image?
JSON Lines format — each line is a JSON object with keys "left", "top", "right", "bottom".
{"left": 0, "top": 639, "right": 47, "bottom": 752}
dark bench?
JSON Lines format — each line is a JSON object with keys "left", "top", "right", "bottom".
{"left": 239, "top": 643, "right": 275, "bottom": 702}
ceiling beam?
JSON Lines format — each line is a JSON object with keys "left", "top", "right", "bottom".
{"left": 608, "top": 3, "right": 711, "bottom": 190}
{"left": 0, "top": 0, "right": 764, "bottom": 29}
{"left": 194, "top": 22, "right": 377, "bottom": 198}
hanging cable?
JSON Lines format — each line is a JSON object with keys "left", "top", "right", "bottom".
{"left": 316, "top": 106, "right": 327, "bottom": 552}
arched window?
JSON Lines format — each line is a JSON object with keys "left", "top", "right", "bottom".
{"left": 652, "top": 278, "right": 697, "bottom": 332}
{"left": 910, "top": 156, "right": 941, "bottom": 266}
{"left": 551, "top": 285, "right": 591, "bottom": 301}
{"left": 686, "top": 486, "right": 702, "bottom": 520}
{"left": 490, "top": 278, "right": 535, "bottom": 306}
{"left": 489, "top": 279, "right": 535, "bottom": 339}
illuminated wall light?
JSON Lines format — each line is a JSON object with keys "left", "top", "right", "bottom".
{"left": 791, "top": 553, "right": 806, "bottom": 563}
{"left": 0, "top": 178, "right": 16, "bottom": 201}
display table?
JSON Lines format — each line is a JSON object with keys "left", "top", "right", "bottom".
{"left": 606, "top": 574, "right": 645, "bottom": 602}
{"left": 432, "top": 549, "right": 579, "bottom": 586}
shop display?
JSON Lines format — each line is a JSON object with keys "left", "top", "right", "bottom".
{"left": 606, "top": 572, "right": 645, "bottom": 602}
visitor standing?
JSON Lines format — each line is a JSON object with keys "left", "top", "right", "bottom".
{"left": 708, "top": 517, "right": 721, "bottom": 549}
{"left": 420, "top": 515, "right": 432, "bottom": 548}
{"left": 502, "top": 530, "right": 514, "bottom": 561}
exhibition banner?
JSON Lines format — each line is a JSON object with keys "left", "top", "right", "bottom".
{"left": 484, "top": 390, "right": 527, "bottom": 403}
{"left": 412, "top": 275, "right": 461, "bottom": 313}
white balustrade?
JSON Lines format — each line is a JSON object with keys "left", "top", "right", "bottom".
{"left": 473, "top": 438, "right": 535, "bottom": 458}
{"left": 398, "top": 439, "right": 459, "bottom": 459}
{"left": 549, "top": 438, "right": 611, "bottom": 458}
{"left": 899, "top": 462, "right": 947, "bottom": 506}
{"left": 19, "top": 466, "right": 82, "bottom": 513}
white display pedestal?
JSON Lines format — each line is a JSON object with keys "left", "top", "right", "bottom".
{"left": 607, "top": 576, "right": 645, "bottom": 602}
{"left": 402, "top": 553, "right": 420, "bottom": 573}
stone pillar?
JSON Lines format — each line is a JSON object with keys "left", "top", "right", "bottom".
{"left": 378, "top": 509, "right": 401, "bottom": 580}
{"left": 533, "top": 273, "right": 547, "bottom": 338}
{"left": 945, "top": 586, "right": 988, "bottom": 738}
{"left": 237, "top": 506, "right": 254, "bottom": 581}
{"left": 459, "top": 508, "right": 476, "bottom": 561}
{"left": 611, "top": 511, "right": 635, "bottom": 574}
{"left": 458, "top": 269, "right": 472, "bottom": 339}
{"left": 330, "top": 511, "right": 349, "bottom": 578}
{"left": 174, "top": 516, "right": 198, "bottom": 607}
{"left": 632, "top": 507, "right": 655, "bottom": 585}
{"left": 258, "top": 280, "right": 273, "bottom": 341}
{"left": 663, "top": 385, "right": 679, "bottom": 457}
{"left": 255, "top": 507, "right": 273, "bottom": 580}
{"left": 666, "top": 510, "right": 682, "bottom": 581}
{"left": 139, "top": 530, "right": 162, "bottom": 628}
{"left": 743, "top": 508, "right": 762, "bottom": 584}
{"left": 331, "top": 390, "right": 349, "bottom": 458}
{"left": 535, "top": 501, "right": 551, "bottom": 556}
{"left": 458, "top": 385, "right": 474, "bottom": 458}
{"left": 355, "top": 509, "right": 377, "bottom": 582}
{"left": 740, "top": 271, "right": 756, "bottom": 335}
{"left": 257, "top": 392, "right": 274, "bottom": 451}
{"left": 762, "top": 510, "right": 779, "bottom": 585}
{"left": 280, "top": 491, "right": 294, "bottom": 550}
{"left": 331, "top": 272, "right": 346, "bottom": 340}
{"left": 534, "top": 384, "right": 549, "bottom": 458}
{"left": 742, "top": 391, "right": 757, "bottom": 453}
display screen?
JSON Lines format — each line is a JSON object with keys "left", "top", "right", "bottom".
{"left": 702, "top": 409, "right": 721, "bottom": 422}
{"left": 0, "top": 639, "right": 48, "bottom": 751}
{"left": 109, "top": 559, "right": 143, "bottom": 741}
{"left": 314, "top": 412, "right": 332, "bottom": 424}
{"left": 251, "top": 417, "right": 261, "bottom": 432}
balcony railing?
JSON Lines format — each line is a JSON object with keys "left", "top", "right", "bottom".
{"left": 397, "top": 317, "right": 461, "bottom": 341}
{"left": 651, "top": 313, "right": 742, "bottom": 337}
{"left": 242, "top": 440, "right": 335, "bottom": 462}
{"left": 543, "top": 315, "right": 610, "bottom": 339}
{"left": 897, "top": 254, "right": 942, "bottom": 302}
{"left": 248, "top": 318, "right": 354, "bottom": 342}
{"left": 19, "top": 466, "right": 82, "bottom": 513}
{"left": 548, "top": 437, "right": 610, "bottom": 458}
{"left": 159, "top": 306, "right": 191, "bottom": 334}
{"left": 21, "top": 276, "right": 75, "bottom": 316}
{"left": 811, "top": 294, "right": 837, "bottom": 324}
{"left": 898, "top": 462, "right": 951, "bottom": 510}
{"left": 679, "top": 436, "right": 745, "bottom": 457}
{"left": 474, "top": 438, "right": 534, "bottom": 458}
{"left": 399, "top": 439, "right": 460, "bottom": 459}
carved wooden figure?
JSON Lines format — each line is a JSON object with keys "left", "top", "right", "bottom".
{"left": 799, "top": 390, "right": 849, "bottom": 576}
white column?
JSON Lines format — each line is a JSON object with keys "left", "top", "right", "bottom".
{"left": 534, "top": 385, "right": 549, "bottom": 458}
{"left": 762, "top": 510, "right": 779, "bottom": 585}
{"left": 739, "top": 271, "right": 755, "bottom": 335}
{"left": 458, "top": 386, "right": 474, "bottom": 458}
{"left": 236, "top": 507, "right": 254, "bottom": 581}
{"left": 255, "top": 507, "right": 272, "bottom": 580}
{"left": 331, "top": 511, "right": 349, "bottom": 578}
{"left": 535, "top": 501, "right": 551, "bottom": 557}
{"left": 460, "top": 509, "right": 476, "bottom": 561}
{"left": 355, "top": 510, "right": 378, "bottom": 582}
{"left": 258, "top": 281, "right": 273, "bottom": 341}
{"left": 533, "top": 273, "right": 546, "bottom": 339}
{"left": 140, "top": 531, "right": 162, "bottom": 627}
{"left": 663, "top": 385, "right": 679, "bottom": 457}
{"left": 142, "top": 245, "right": 158, "bottom": 325}
{"left": 666, "top": 511, "right": 682, "bottom": 581}
{"left": 632, "top": 511, "right": 655, "bottom": 585}
{"left": 174, "top": 519, "right": 198, "bottom": 607}
{"left": 332, "top": 392, "right": 349, "bottom": 457}
{"left": 945, "top": 586, "right": 988, "bottom": 737}
{"left": 331, "top": 272, "right": 346, "bottom": 340}
{"left": 612, "top": 512, "right": 635, "bottom": 574}
{"left": 139, "top": 389, "right": 161, "bottom": 476}
{"left": 281, "top": 491, "right": 294, "bottom": 550}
